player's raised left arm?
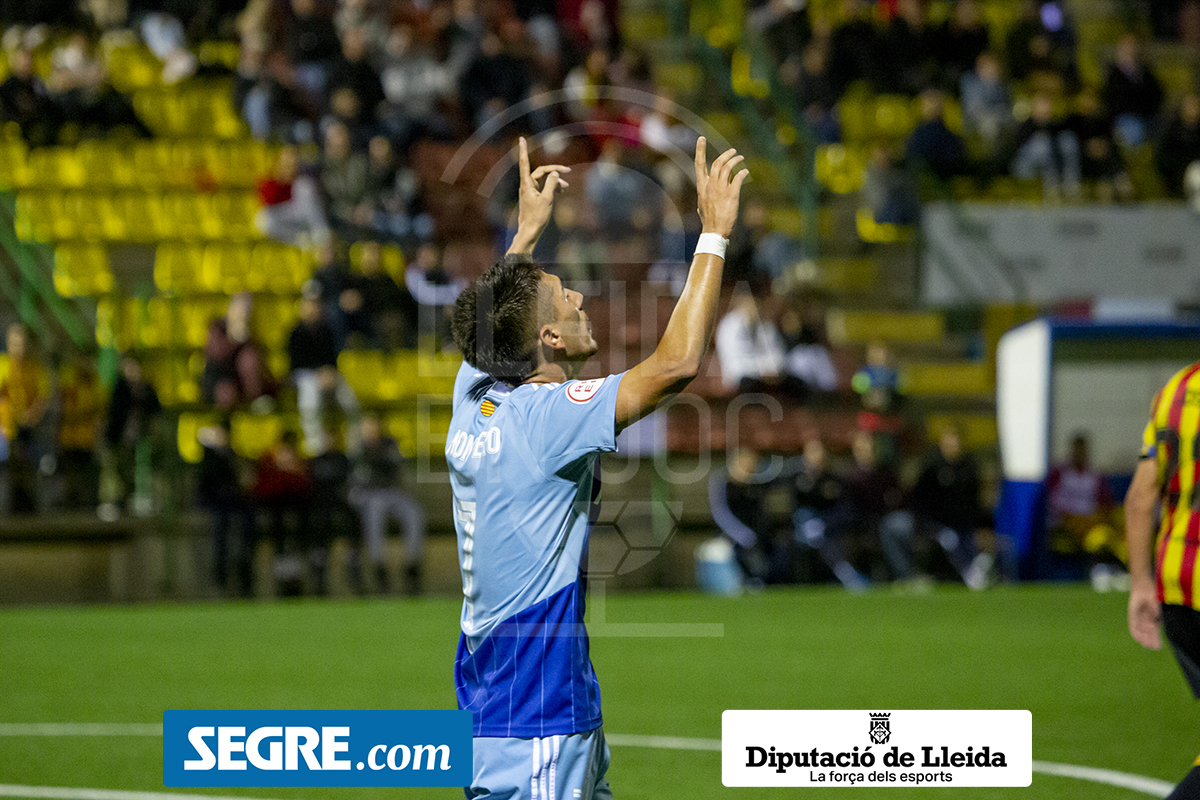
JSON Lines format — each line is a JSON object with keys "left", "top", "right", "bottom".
{"left": 614, "top": 137, "right": 747, "bottom": 431}
{"left": 507, "top": 137, "right": 570, "bottom": 256}
{"left": 1125, "top": 457, "right": 1161, "bottom": 650}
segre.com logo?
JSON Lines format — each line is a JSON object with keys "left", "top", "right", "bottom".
{"left": 163, "top": 710, "right": 471, "bottom": 787}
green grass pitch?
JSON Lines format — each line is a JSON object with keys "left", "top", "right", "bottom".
{"left": 1, "top": 585, "right": 1196, "bottom": 798}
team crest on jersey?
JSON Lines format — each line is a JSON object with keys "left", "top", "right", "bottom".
{"left": 566, "top": 378, "right": 605, "bottom": 404}
{"left": 480, "top": 399, "right": 495, "bottom": 416}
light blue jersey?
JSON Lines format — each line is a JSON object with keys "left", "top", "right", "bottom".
{"left": 448, "top": 362, "right": 624, "bottom": 738}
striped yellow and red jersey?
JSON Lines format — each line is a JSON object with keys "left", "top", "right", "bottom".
{"left": 1141, "top": 361, "right": 1200, "bottom": 609}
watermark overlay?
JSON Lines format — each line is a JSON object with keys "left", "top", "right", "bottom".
{"left": 163, "top": 710, "right": 471, "bottom": 787}
{"left": 722, "top": 710, "right": 1033, "bottom": 788}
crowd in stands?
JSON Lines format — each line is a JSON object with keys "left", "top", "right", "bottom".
{"left": 0, "top": 0, "right": 1178, "bottom": 597}
{"left": 750, "top": 0, "right": 1200, "bottom": 204}
{"left": 709, "top": 425, "right": 996, "bottom": 592}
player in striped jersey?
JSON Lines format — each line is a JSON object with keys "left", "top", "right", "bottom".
{"left": 1126, "top": 360, "right": 1200, "bottom": 799}
{"left": 448, "top": 137, "right": 747, "bottom": 799}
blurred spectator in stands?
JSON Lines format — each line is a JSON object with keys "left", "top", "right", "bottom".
{"left": 1011, "top": 92, "right": 1081, "bottom": 201}
{"left": 202, "top": 293, "right": 277, "bottom": 411}
{"left": 960, "top": 52, "right": 1012, "bottom": 157}
{"left": 895, "top": 425, "right": 992, "bottom": 589}
{"left": 380, "top": 23, "right": 456, "bottom": 148}
{"left": 880, "top": 0, "right": 937, "bottom": 95}
{"left": 138, "top": 9, "right": 197, "bottom": 85}
{"left": 828, "top": 0, "right": 881, "bottom": 95}
{"left": 287, "top": 290, "right": 359, "bottom": 451}
{"left": 0, "top": 48, "right": 61, "bottom": 146}
{"left": 710, "top": 448, "right": 787, "bottom": 586}
{"left": 1046, "top": 431, "right": 1127, "bottom": 589}
{"left": 749, "top": 0, "right": 811, "bottom": 67}
{"left": 863, "top": 142, "right": 920, "bottom": 225}
{"left": 561, "top": 0, "right": 617, "bottom": 57}
{"left": 101, "top": 354, "right": 161, "bottom": 519}
{"left": 354, "top": 240, "right": 418, "bottom": 349}
{"left": 1103, "top": 34, "right": 1164, "bottom": 147}
{"left": 311, "top": 240, "right": 357, "bottom": 347}
{"left": 0, "top": 325, "right": 49, "bottom": 513}
{"left": 235, "top": 39, "right": 307, "bottom": 142}
{"left": 325, "top": 26, "right": 385, "bottom": 129}
{"left": 936, "top": 0, "right": 989, "bottom": 89}
{"left": 334, "top": 0, "right": 388, "bottom": 54}
{"left": 406, "top": 242, "right": 465, "bottom": 346}
{"left": 350, "top": 414, "right": 425, "bottom": 594}
{"left": 1069, "top": 89, "right": 1132, "bottom": 202}
{"left": 715, "top": 290, "right": 785, "bottom": 394}
{"left": 788, "top": 435, "right": 868, "bottom": 590}
{"left": 638, "top": 91, "right": 696, "bottom": 154}
{"left": 255, "top": 145, "right": 331, "bottom": 246}
{"left": 585, "top": 138, "right": 658, "bottom": 243}
{"left": 56, "top": 355, "right": 102, "bottom": 511}
{"left": 321, "top": 121, "right": 372, "bottom": 235}
{"left": 363, "top": 134, "right": 433, "bottom": 242}
{"left": 460, "top": 28, "right": 532, "bottom": 131}
{"left": 197, "top": 419, "right": 254, "bottom": 596}
{"left": 47, "top": 33, "right": 148, "bottom": 138}
{"left": 905, "top": 89, "right": 968, "bottom": 182}
{"left": 308, "top": 423, "right": 355, "bottom": 594}
{"left": 852, "top": 340, "right": 901, "bottom": 413}
{"left": 835, "top": 430, "right": 915, "bottom": 586}
{"left": 1157, "top": 92, "right": 1200, "bottom": 198}
{"left": 286, "top": 0, "right": 341, "bottom": 104}
{"left": 1006, "top": 0, "right": 1078, "bottom": 88}
{"left": 564, "top": 47, "right": 609, "bottom": 122}
{"left": 251, "top": 428, "right": 316, "bottom": 596}
{"left": 723, "top": 198, "right": 804, "bottom": 290}
{"left": 785, "top": 41, "right": 841, "bottom": 145}
{"left": 778, "top": 305, "right": 839, "bottom": 399}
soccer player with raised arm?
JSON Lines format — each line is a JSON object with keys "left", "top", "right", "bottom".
{"left": 1126, "top": 360, "right": 1200, "bottom": 799}
{"left": 447, "top": 136, "right": 747, "bottom": 799}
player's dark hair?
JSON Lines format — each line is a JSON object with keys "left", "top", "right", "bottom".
{"left": 452, "top": 254, "right": 543, "bottom": 384}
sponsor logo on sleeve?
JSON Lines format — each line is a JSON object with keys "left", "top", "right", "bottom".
{"left": 566, "top": 378, "right": 605, "bottom": 404}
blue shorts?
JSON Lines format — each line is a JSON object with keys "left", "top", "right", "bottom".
{"left": 466, "top": 726, "right": 612, "bottom": 800}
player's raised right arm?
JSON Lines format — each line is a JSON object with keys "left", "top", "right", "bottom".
{"left": 614, "top": 137, "right": 747, "bottom": 431}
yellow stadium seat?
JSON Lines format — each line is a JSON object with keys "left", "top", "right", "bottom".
{"left": 337, "top": 350, "right": 385, "bottom": 402}
{"left": 78, "top": 140, "right": 135, "bottom": 189}
{"left": 390, "top": 350, "right": 420, "bottom": 399}
{"left": 873, "top": 95, "right": 917, "bottom": 140}
{"left": 154, "top": 242, "right": 204, "bottom": 294}
{"left": 132, "top": 140, "right": 172, "bottom": 190}
{"left": 53, "top": 242, "right": 113, "bottom": 297}
{"left": 177, "top": 412, "right": 220, "bottom": 464}
{"left": 252, "top": 242, "right": 312, "bottom": 293}
{"left": 836, "top": 94, "right": 873, "bottom": 143}
{"left": 136, "top": 298, "right": 175, "bottom": 348}
{"left": 212, "top": 190, "right": 261, "bottom": 240}
{"left": 815, "top": 144, "right": 867, "bottom": 194}
{"left": 182, "top": 299, "right": 225, "bottom": 349}
{"left": 14, "top": 192, "right": 60, "bottom": 241}
{"left": 385, "top": 412, "right": 418, "bottom": 458}
{"left": 162, "top": 192, "right": 218, "bottom": 240}
{"left": 202, "top": 242, "right": 253, "bottom": 294}
{"left": 26, "top": 147, "right": 86, "bottom": 188}
{"left": 113, "top": 192, "right": 167, "bottom": 241}
{"left": 0, "top": 140, "right": 28, "bottom": 189}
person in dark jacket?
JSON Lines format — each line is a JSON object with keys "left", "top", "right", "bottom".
{"left": 788, "top": 436, "right": 868, "bottom": 591}
{"left": 287, "top": 291, "right": 358, "bottom": 449}
{"left": 1102, "top": 34, "right": 1164, "bottom": 147}
{"left": 905, "top": 90, "right": 968, "bottom": 182}
{"left": 895, "top": 426, "right": 993, "bottom": 589}
{"left": 709, "top": 448, "right": 790, "bottom": 585}
{"left": 1157, "top": 92, "right": 1200, "bottom": 198}
{"left": 102, "top": 355, "right": 161, "bottom": 516}
{"left": 197, "top": 419, "right": 254, "bottom": 595}
{"left": 829, "top": 431, "right": 914, "bottom": 585}
{"left": 349, "top": 414, "right": 425, "bottom": 593}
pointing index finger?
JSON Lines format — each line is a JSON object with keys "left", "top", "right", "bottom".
{"left": 519, "top": 136, "right": 531, "bottom": 187}
{"left": 695, "top": 136, "right": 707, "bottom": 181}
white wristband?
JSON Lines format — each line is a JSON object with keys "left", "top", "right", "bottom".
{"left": 695, "top": 232, "right": 728, "bottom": 259}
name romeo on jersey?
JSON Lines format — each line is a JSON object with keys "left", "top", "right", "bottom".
{"left": 446, "top": 428, "right": 502, "bottom": 463}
